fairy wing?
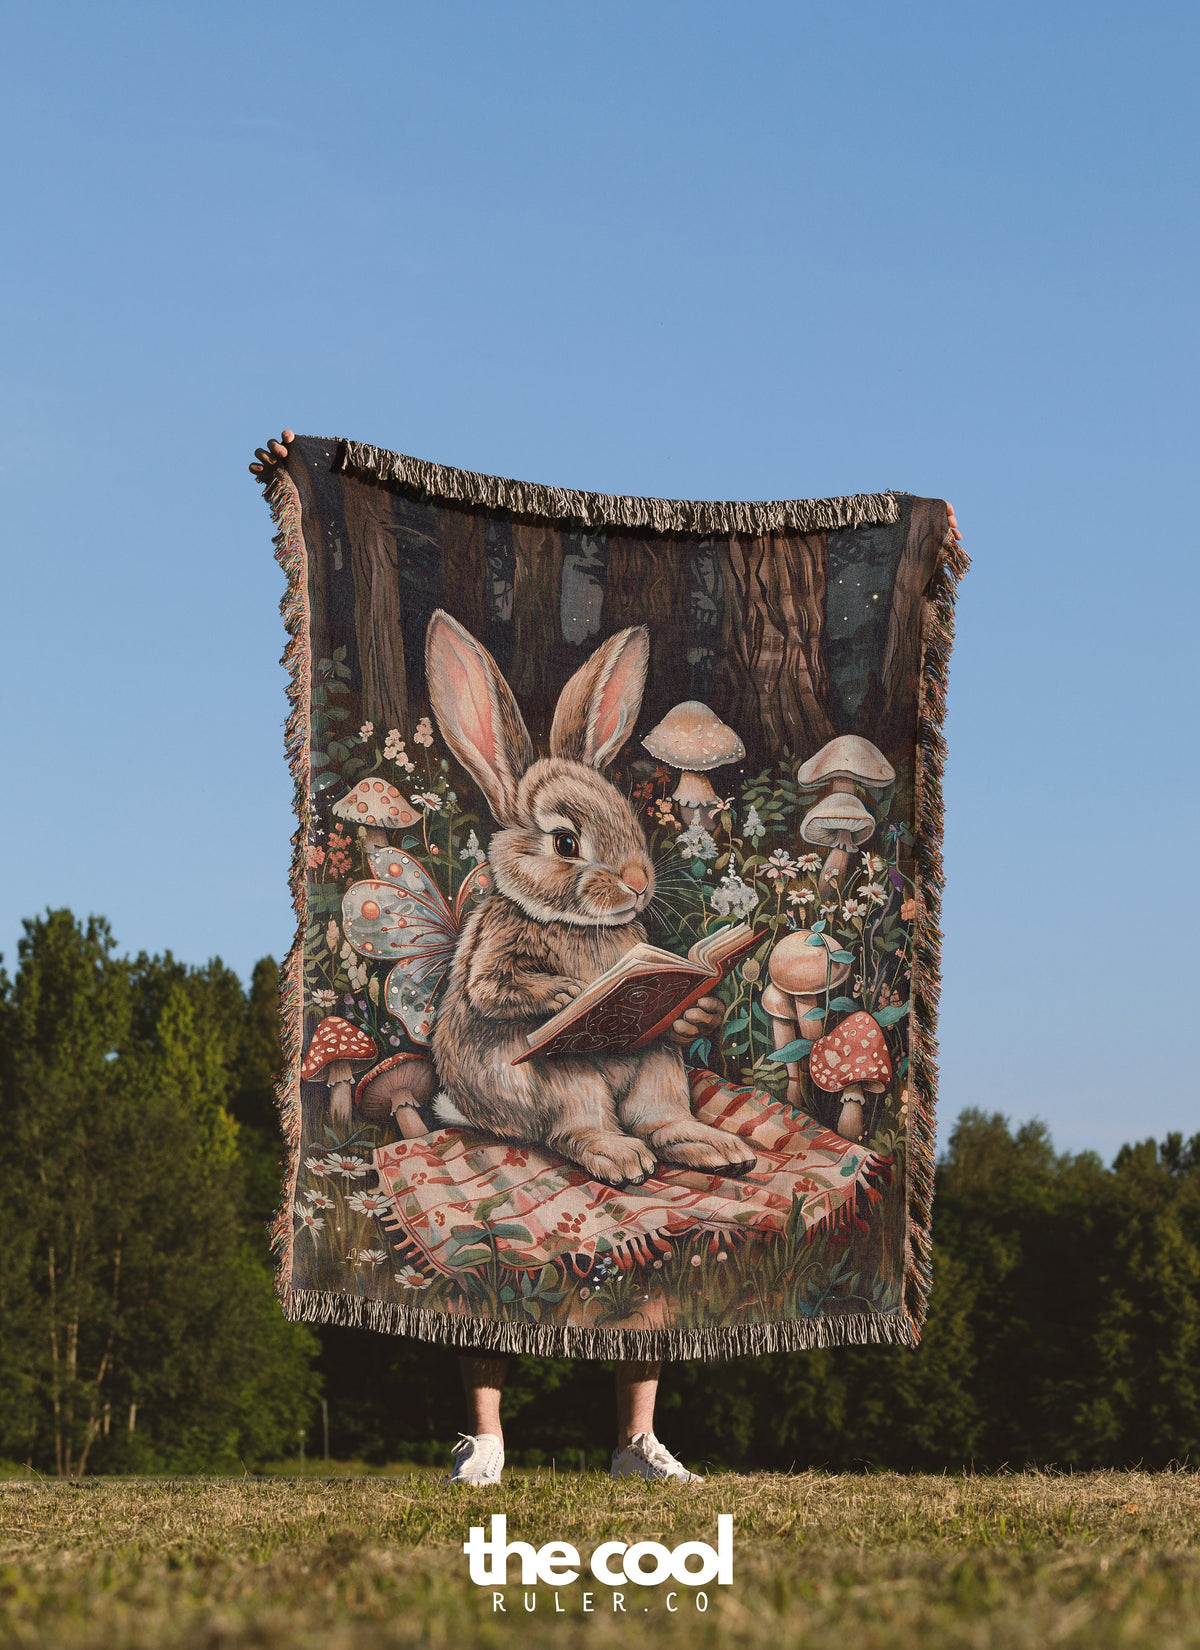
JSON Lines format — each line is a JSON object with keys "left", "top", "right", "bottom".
{"left": 341, "top": 847, "right": 492, "bottom": 1045}
{"left": 342, "top": 851, "right": 457, "bottom": 1044}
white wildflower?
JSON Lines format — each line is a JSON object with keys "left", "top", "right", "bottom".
{"left": 359, "top": 721, "right": 374, "bottom": 743}
{"left": 743, "top": 805, "right": 766, "bottom": 841}
{"left": 710, "top": 873, "right": 758, "bottom": 920}
{"left": 675, "top": 823, "right": 718, "bottom": 862}
{"left": 459, "top": 828, "right": 487, "bottom": 865}
{"left": 348, "top": 1189, "right": 395, "bottom": 1216}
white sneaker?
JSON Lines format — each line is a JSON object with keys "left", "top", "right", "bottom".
{"left": 610, "top": 1432, "right": 703, "bottom": 1482}
{"left": 446, "top": 1432, "right": 504, "bottom": 1485}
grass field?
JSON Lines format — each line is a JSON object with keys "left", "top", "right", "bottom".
{"left": 3, "top": 1469, "right": 1200, "bottom": 1648}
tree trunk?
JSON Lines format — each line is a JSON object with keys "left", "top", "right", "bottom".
{"left": 601, "top": 535, "right": 693, "bottom": 731}
{"left": 509, "top": 521, "right": 565, "bottom": 737}
{"left": 342, "top": 482, "right": 410, "bottom": 737}
{"left": 711, "top": 533, "right": 834, "bottom": 771}
{"left": 878, "top": 498, "right": 948, "bottom": 760}
{"left": 436, "top": 503, "right": 491, "bottom": 642}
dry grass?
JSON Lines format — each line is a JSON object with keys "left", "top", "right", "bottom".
{"left": 3, "top": 1469, "right": 1200, "bottom": 1648}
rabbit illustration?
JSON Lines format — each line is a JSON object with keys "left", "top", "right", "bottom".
{"left": 425, "top": 609, "right": 757, "bottom": 1189}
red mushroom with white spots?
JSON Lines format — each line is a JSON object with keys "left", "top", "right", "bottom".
{"left": 354, "top": 1052, "right": 436, "bottom": 1138}
{"left": 807, "top": 1010, "right": 892, "bottom": 1142}
{"left": 300, "top": 1016, "right": 377, "bottom": 1127}
{"left": 332, "top": 780, "right": 421, "bottom": 849}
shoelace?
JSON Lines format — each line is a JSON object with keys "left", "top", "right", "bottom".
{"left": 636, "top": 1434, "right": 679, "bottom": 1472}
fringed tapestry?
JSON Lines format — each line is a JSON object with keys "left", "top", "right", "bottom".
{"left": 264, "top": 438, "right": 967, "bottom": 1357}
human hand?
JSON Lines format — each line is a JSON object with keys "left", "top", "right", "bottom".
{"left": 666, "top": 994, "right": 723, "bottom": 1045}
{"left": 946, "top": 501, "right": 963, "bottom": 542}
{"left": 249, "top": 430, "right": 295, "bottom": 479}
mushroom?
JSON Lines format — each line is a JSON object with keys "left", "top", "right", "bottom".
{"left": 800, "top": 792, "right": 877, "bottom": 898}
{"left": 764, "top": 930, "right": 853, "bottom": 1106}
{"left": 332, "top": 780, "right": 421, "bottom": 849}
{"left": 808, "top": 1010, "right": 892, "bottom": 1141}
{"left": 354, "top": 1053, "right": 437, "bottom": 1138}
{"left": 797, "top": 734, "right": 895, "bottom": 797}
{"left": 641, "top": 701, "right": 745, "bottom": 828}
{"left": 299, "top": 1016, "right": 377, "bottom": 1126}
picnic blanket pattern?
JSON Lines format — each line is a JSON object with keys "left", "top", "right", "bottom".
{"left": 373, "top": 1070, "right": 891, "bottom": 1277}
{"left": 265, "top": 439, "right": 966, "bottom": 1357}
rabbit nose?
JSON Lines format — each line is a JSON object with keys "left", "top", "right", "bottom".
{"left": 621, "top": 862, "right": 649, "bottom": 895}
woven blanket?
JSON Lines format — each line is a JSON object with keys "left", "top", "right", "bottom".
{"left": 265, "top": 440, "right": 966, "bottom": 1357}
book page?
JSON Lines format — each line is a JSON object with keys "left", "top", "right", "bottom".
{"left": 529, "top": 942, "right": 697, "bottom": 1046}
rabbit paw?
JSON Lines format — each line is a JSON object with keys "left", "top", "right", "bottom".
{"left": 560, "top": 1130, "right": 658, "bottom": 1188}
{"left": 545, "top": 977, "right": 584, "bottom": 1011}
{"left": 647, "top": 1122, "right": 757, "bottom": 1176}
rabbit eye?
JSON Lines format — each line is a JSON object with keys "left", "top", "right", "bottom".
{"left": 552, "top": 831, "right": 580, "bottom": 860}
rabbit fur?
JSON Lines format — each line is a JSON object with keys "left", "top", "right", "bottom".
{"left": 425, "top": 609, "right": 756, "bottom": 1189}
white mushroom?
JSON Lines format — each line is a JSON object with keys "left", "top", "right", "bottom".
{"left": 642, "top": 701, "right": 745, "bottom": 828}
{"left": 764, "top": 931, "right": 853, "bottom": 1107}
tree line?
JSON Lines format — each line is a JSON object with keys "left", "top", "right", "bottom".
{"left": 1, "top": 910, "right": 1196, "bottom": 1474}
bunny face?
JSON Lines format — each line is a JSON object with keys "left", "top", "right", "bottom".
{"left": 487, "top": 757, "right": 655, "bottom": 928}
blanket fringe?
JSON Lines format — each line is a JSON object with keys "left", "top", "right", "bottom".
{"left": 280, "top": 1288, "right": 919, "bottom": 1360}
{"left": 907, "top": 516, "right": 971, "bottom": 1332}
{"left": 333, "top": 438, "right": 901, "bottom": 537}
{"left": 264, "top": 469, "right": 310, "bottom": 1307}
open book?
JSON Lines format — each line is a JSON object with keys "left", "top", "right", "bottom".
{"left": 512, "top": 922, "right": 762, "bottom": 1063}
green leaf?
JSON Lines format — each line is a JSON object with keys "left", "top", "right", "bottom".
{"left": 810, "top": 918, "right": 827, "bottom": 932}
{"left": 830, "top": 950, "right": 856, "bottom": 965}
{"left": 482, "top": 1222, "right": 535, "bottom": 1244}
{"left": 723, "top": 1011, "right": 750, "bottom": 1035}
{"left": 872, "top": 1003, "right": 910, "bottom": 1026}
{"left": 449, "top": 1247, "right": 492, "bottom": 1270}
{"left": 770, "top": 1038, "right": 813, "bottom": 1063}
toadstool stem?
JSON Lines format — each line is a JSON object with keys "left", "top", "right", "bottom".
{"left": 794, "top": 992, "right": 825, "bottom": 1044}
{"left": 393, "top": 1102, "right": 429, "bottom": 1139}
{"left": 326, "top": 1059, "right": 354, "bottom": 1125}
{"left": 766, "top": 1009, "right": 804, "bottom": 1106}
{"left": 837, "top": 1083, "right": 866, "bottom": 1141}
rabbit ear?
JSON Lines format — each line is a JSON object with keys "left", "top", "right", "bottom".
{"left": 550, "top": 626, "right": 650, "bottom": 769}
{"left": 425, "top": 610, "right": 533, "bottom": 823}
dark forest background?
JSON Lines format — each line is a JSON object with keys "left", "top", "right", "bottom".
{"left": 2, "top": 909, "right": 1198, "bottom": 1476}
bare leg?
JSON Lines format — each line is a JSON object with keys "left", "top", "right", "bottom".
{"left": 460, "top": 1355, "right": 508, "bottom": 1443}
{"left": 615, "top": 1360, "right": 662, "bottom": 1448}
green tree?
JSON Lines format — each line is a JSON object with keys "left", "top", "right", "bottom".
{"left": 0, "top": 911, "right": 319, "bottom": 1474}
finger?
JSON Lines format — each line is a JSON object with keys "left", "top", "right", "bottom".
{"left": 281, "top": 429, "right": 295, "bottom": 444}
{"left": 249, "top": 462, "right": 264, "bottom": 475}
{"left": 254, "top": 447, "right": 278, "bottom": 466}
{"left": 268, "top": 439, "right": 288, "bottom": 458}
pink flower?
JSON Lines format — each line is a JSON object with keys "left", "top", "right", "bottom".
{"left": 306, "top": 845, "right": 326, "bottom": 868}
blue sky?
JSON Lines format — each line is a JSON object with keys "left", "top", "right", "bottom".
{"left": 2, "top": 3, "right": 1196, "bottom": 1155}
